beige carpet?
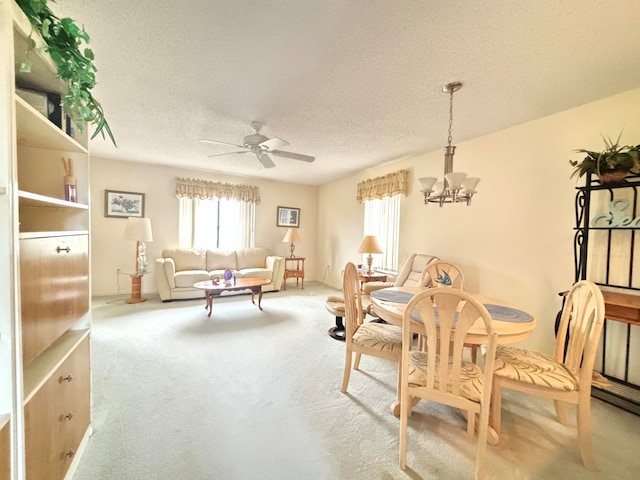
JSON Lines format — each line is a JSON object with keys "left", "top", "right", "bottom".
{"left": 71, "top": 284, "right": 640, "bottom": 480}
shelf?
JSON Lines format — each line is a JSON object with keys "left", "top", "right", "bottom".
{"left": 19, "top": 230, "right": 88, "bottom": 240}
{"left": 18, "top": 190, "right": 88, "bottom": 210}
{"left": 12, "top": 2, "right": 67, "bottom": 95}
{"left": 22, "top": 329, "right": 89, "bottom": 404}
{"left": 602, "top": 291, "right": 640, "bottom": 326}
{"left": 15, "top": 96, "right": 87, "bottom": 153}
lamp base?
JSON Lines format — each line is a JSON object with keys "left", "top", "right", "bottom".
{"left": 366, "top": 254, "right": 374, "bottom": 274}
{"left": 289, "top": 242, "right": 296, "bottom": 258}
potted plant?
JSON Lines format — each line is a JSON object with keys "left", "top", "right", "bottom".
{"left": 570, "top": 134, "right": 640, "bottom": 184}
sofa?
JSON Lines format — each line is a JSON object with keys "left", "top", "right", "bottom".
{"left": 155, "top": 247, "right": 285, "bottom": 302}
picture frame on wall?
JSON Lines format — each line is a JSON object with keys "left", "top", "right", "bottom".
{"left": 277, "top": 206, "right": 300, "bottom": 228}
{"left": 105, "top": 190, "right": 145, "bottom": 218}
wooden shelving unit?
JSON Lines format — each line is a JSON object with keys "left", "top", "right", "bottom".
{"left": 574, "top": 173, "right": 640, "bottom": 415}
{"left": 1, "top": 2, "right": 93, "bottom": 479}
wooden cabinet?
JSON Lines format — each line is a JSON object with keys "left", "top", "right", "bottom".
{"left": 20, "top": 234, "right": 89, "bottom": 366}
{"left": 24, "top": 334, "right": 89, "bottom": 480}
{"left": 0, "top": 2, "right": 92, "bottom": 479}
{"left": 1, "top": 420, "right": 9, "bottom": 480}
{"left": 283, "top": 257, "right": 305, "bottom": 290}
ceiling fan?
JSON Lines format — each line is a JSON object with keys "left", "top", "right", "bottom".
{"left": 198, "top": 122, "right": 315, "bottom": 169}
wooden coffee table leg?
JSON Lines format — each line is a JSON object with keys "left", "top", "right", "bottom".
{"left": 206, "top": 291, "right": 213, "bottom": 317}
{"left": 257, "top": 287, "right": 264, "bottom": 310}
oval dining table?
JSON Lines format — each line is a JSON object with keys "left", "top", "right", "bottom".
{"left": 370, "top": 286, "right": 537, "bottom": 345}
{"left": 369, "top": 286, "right": 537, "bottom": 443}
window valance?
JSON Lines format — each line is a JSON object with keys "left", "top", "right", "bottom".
{"left": 175, "top": 177, "right": 260, "bottom": 204}
{"left": 356, "top": 169, "right": 409, "bottom": 203}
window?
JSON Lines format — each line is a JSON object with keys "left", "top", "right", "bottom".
{"left": 179, "top": 197, "right": 255, "bottom": 250}
{"left": 363, "top": 194, "right": 400, "bottom": 271}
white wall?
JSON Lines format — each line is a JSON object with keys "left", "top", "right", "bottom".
{"left": 318, "top": 88, "right": 640, "bottom": 353}
{"left": 89, "top": 159, "right": 318, "bottom": 296}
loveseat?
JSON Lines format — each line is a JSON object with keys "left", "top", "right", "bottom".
{"left": 155, "top": 247, "right": 285, "bottom": 302}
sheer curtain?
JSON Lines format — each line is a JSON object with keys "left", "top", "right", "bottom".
{"left": 358, "top": 170, "right": 407, "bottom": 272}
{"left": 363, "top": 195, "right": 400, "bottom": 271}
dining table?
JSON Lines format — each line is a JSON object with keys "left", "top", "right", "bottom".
{"left": 369, "top": 286, "right": 537, "bottom": 443}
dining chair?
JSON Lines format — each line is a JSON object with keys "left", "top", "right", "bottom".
{"left": 399, "top": 288, "right": 497, "bottom": 480}
{"left": 420, "top": 260, "right": 478, "bottom": 362}
{"left": 490, "top": 280, "right": 605, "bottom": 470}
{"left": 341, "top": 262, "right": 402, "bottom": 395}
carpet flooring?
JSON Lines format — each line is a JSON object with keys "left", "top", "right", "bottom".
{"left": 71, "top": 284, "right": 640, "bottom": 480}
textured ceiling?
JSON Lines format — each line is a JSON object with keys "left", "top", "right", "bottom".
{"left": 52, "top": 0, "right": 640, "bottom": 186}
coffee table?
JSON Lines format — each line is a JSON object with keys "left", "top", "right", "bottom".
{"left": 193, "top": 278, "right": 271, "bottom": 317}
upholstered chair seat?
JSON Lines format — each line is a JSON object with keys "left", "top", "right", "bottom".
{"left": 494, "top": 346, "right": 578, "bottom": 391}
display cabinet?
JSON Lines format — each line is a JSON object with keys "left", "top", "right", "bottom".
{"left": 0, "top": 1, "right": 92, "bottom": 478}
{"left": 574, "top": 172, "right": 640, "bottom": 415}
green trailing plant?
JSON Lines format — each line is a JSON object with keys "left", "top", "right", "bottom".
{"left": 569, "top": 133, "right": 640, "bottom": 179}
{"left": 16, "top": 0, "right": 115, "bottom": 145}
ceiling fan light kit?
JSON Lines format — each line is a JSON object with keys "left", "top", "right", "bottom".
{"left": 419, "top": 82, "right": 480, "bottom": 207}
{"left": 199, "top": 122, "right": 315, "bottom": 169}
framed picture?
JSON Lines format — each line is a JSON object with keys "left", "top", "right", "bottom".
{"left": 105, "top": 190, "right": 145, "bottom": 218}
{"left": 277, "top": 206, "right": 300, "bottom": 228}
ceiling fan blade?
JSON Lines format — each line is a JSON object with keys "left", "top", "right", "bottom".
{"left": 257, "top": 153, "right": 276, "bottom": 168}
{"left": 198, "top": 138, "right": 246, "bottom": 149}
{"left": 207, "top": 150, "right": 248, "bottom": 158}
{"left": 259, "top": 137, "right": 289, "bottom": 151}
{"left": 271, "top": 150, "right": 315, "bottom": 163}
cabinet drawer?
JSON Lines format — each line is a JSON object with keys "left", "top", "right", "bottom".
{"left": 20, "top": 234, "right": 89, "bottom": 366}
{"left": 0, "top": 420, "right": 9, "bottom": 480}
{"left": 24, "top": 336, "right": 90, "bottom": 480}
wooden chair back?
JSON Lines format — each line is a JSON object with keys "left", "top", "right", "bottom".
{"left": 421, "top": 260, "right": 466, "bottom": 289}
{"left": 342, "top": 262, "right": 364, "bottom": 342}
{"left": 555, "top": 280, "right": 605, "bottom": 385}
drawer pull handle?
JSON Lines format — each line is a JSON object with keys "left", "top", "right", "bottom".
{"left": 56, "top": 246, "right": 71, "bottom": 253}
{"left": 64, "top": 450, "right": 75, "bottom": 459}
{"left": 59, "top": 374, "right": 73, "bottom": 383}
{"left": 64, "top": 411, "right": 74, "bottom": 420}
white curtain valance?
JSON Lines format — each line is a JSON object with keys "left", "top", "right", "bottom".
{"left": 356, "top": 169, "right": 409, "bottom": 203}
{"left": 175, "top": 177, "right": 260, "bottom": 204}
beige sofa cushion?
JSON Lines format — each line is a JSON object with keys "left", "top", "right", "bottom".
{"left": 236, "top": 247, "right": 269, "bottom": 269}
{"left": 206, "top": 250, "right": 237, "bottom": 271}
{"left": 174, "top": 270, "right": 210, "bottom": 287}
{"left": 162, "top": 248, "right": 206, "bottom": 272}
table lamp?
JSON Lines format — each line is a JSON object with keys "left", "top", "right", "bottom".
{"left": 282, "top": 228, "right": 301, "bottom": 257}
{"left": 357, "top": 235, "right": 383, "bottom": 274}
{"left": 123, "top": 217, "right": 153, "bottom": 303}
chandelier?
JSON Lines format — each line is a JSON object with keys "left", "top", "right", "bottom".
{"left": 418, "top": 82, "right": 480, "bottom": 206}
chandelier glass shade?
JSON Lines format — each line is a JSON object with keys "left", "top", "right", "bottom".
{"left": 419, "top": 82, "right": 480, "bottom": 206}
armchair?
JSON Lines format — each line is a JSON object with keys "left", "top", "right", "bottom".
{"left": 362, "top": 253, "right": 439, "bottom": 295}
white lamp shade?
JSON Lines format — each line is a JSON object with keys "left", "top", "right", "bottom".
{"left": 461, "top": 177, "right": 481, "bottom": 194}
{"left": 123, "top": 217, "right": 153, "bottom": 242}
{"left": 282, "top": 228, "right": 301, "bottom": 243}
{"left": 444, "top": 172, "right": 467, "bottom": 190}
{"left": 418, "top": 177, "right": 438, "bottom": 192}
{"left": 357, "top": 235, "right": 383, "bottom": 254}
{"left": 431, "top": 181, "right": 445, "bottom": 197}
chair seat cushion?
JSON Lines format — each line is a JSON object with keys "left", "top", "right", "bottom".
{"left": 408, "top": 351, "right": 484, "bottom": 402}
{"left": 353, "top": 322, "right": 402, "bottom": 353}
{"left": 494, "top": 346, "right": 577, "bottom": 391}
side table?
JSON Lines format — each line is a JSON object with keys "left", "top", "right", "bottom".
{"left": 283, "top": 257, "right": 305, "bottom": 290}
{"left": 358, "top": 271, "right": 387, "bottom": 292}
{"left": 122, "top": 271, "right": 150, "bottom": 304}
